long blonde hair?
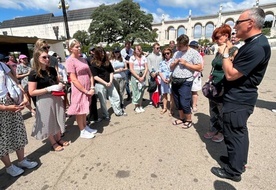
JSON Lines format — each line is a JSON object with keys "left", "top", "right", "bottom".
{"left": 32, "top": 48, "right": 50, "bottom": 78}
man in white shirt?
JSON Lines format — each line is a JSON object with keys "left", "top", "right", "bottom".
{"left": 147, "top": 43, "right": 163, "bottom": 106}
{"left": 120, "top": 41, "right": 134, "bottom": 101}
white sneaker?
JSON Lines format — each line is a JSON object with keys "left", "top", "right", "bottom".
{"left": 6, "top": 164, "right": 24, "bottom": 177}
{"left": 80, "top": 129, "right": 95, "bottom": 139}
{"left": 139, "top": 107, "right": 145, "bottom": 112}
{"left": 85, "top": 126, "right": 97, "bottom": 134}
{"left": 18, "top": 158, "right": 38, "bottom": 169}
{"left": 134, "top": 107, "right": 141, "bottom": 113}
{"left": 272, "top": 109, "right": 276, "bottom": 113}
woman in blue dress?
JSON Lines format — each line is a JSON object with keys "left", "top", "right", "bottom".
{"left": 158, "top": 48, "right": 174, "bottom": 116}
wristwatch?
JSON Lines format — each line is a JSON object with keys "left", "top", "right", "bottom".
{"left": 223, "top": 53, "right": 229, "bottom": 59}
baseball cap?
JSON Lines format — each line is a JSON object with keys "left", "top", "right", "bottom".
{"left": 19, "top": 54, "right": 28, "bottom": 59}
{"left": 113, "top": 47, "right": 121, "bottom": 53}
{"left": 189, "top": 41, "right": 199, "bottom": 48}
{"left": 89, "top": 46, "right": 95, "bottom": 51}
{"left": 0, "top": 54, "right": 9, "bottom": 61}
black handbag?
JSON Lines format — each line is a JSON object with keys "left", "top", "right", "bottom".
{"left": 171, "top": 77, "right": 186, "bottom": 86}
{"left": 147, "top": 76, "right": 157, "bottom": 93}
{"left": 202, "top": 80, "right": 224, "bottom": 100}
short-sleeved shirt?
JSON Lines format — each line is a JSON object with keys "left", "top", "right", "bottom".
{"left": 0, "top": 62, "right": 10, "bottom": 98}
{"left": 28, "top": 67, "right": 58, "bottom": 89}
{"left": 121, "top": 48, "right": 134, "bottom": 63}
{"left": 16, "top": 63, "right": 32, "bottom": 89}
{"left": 223, "top": 34, "right": 271, "bottom": 110}
{"left": 110, "top": 59, "right": 126, "bottom": 79}
{"left": 90, "top": 63, "right": 114, "bottom": 83}
{"left": 159, "top": 58, "right": 173, "bottom": 79}
{"left": 147, "top": 52, "right": 162, "bottom": 71}
{"left": 171, "top": 48, "right": 202, "bottom": 81}
{"left": 129, "top": 55, "right": 148, "bottom": 72}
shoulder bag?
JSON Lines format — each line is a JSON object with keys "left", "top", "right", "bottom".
{"left": 0, "top": 63, "right": 23, "bottom": 105}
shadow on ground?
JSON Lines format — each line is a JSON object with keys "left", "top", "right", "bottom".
{"left": 193, "top": 112, "right": 226, "bottom": 166}
{"left": 214, "top": 180, "right": 237, "bottom": 190}
{"left": 255, "top": 98, "right": 276, "bottom": 111}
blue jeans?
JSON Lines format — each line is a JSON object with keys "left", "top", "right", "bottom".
{"left": 172, "top": 80, "right": 193, "bottom": 114}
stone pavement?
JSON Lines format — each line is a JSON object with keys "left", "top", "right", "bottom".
{"left": 1, "top": 50, "right": 276, "bottom": 190}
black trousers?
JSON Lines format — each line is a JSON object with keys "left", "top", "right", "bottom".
{"left": 222, "top": 104, "right": 253, "bottom": 176}
{"left": 87, "top": 94, "right": 98, "bottom": 122}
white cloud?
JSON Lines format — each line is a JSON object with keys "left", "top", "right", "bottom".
{"left": 1, "top": 0, "right": 275, "bottom": 23}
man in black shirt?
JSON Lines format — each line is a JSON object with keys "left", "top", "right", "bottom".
{"left": 211, "top": 7, "right": 271, "bottom": 182}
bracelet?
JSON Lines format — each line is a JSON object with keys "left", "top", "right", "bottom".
{"left": 85, "top": 90, "right": 89, "bottom": 94}
{"left": 90, "top": 86, "right": 95, "bottom": 89}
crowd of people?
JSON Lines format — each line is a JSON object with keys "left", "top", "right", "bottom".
{"left": 0, "top": 7, "right": 271, "bottom": 183}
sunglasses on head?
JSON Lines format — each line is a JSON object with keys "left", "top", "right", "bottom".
{"left": 41, "top": 56, "right": 50, "bottom": 60}
{"left": 235, "top": 18, "right": 251, "bottom": 25}
{"left": 42, "top": 46, "right": 51, "bottom": 50}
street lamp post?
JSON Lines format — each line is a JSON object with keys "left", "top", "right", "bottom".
{"left": 58, "top": 0, "right": 70, "bottom": 39}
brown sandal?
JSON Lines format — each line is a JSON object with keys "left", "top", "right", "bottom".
{"left": 172, "top": 119, "right": 184, "bottom": 125}
{"left": 182, "top": 121, "right": 193, "bottom": 129}
{"left": 57, "top": 139, "right": 70, "bottom": 147}
{"left": 52, "top": 143, "right": 64, "bottom": 152}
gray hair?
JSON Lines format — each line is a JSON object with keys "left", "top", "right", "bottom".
{"left": 247, "top": 7, "right": 265, "bottom": 29}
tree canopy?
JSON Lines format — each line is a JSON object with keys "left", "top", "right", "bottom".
{"left": 88, "top": 0, "right": 157, "bottom": 45}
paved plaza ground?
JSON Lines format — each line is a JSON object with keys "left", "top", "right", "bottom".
{"left": 0, "top": 50, "right": 276, "bottom": 190}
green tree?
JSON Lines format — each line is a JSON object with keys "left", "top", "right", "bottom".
{"left": 88, "top": 0, "right": 157, "bottom": 45}
{"left": 73, "top": 30, "right": 90, "bottom": 46}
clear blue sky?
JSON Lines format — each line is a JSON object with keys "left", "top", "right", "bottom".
{"left": 0, "top": 0, "right": 274, "bottom": 23}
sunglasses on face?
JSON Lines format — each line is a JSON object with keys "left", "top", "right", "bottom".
{"left": 164, "top": 52, "right": 171, "bottom": 55}
{"left": 41, "top": 56, "right": 50, "bottom": 60}
{"left": 156, "top": 47, "right": 160, "bottom": 50}
{"left": 42, "top": 46, "right": 51, "bottom": 50}
{"left": 214, "top": 35, "right": 222, "bottom": 40}
{"left": 235, "top": 18, "right": 251, "bottom": 25}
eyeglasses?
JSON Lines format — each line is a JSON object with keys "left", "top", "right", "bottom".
{"left": 235, "top": 19, "right": 251, "bottom": 25}
{"left": 42, "top": 46, "right": 51, "bottom": 50}
{"left": 164, "top": 52, "right": 171, "bottom": 55}
{"left": 41, "top": 56, "right": 50, "bottom": 60}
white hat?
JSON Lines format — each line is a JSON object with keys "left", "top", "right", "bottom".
{"left": 48, "top": 51, "right": 56, "bottom": 56}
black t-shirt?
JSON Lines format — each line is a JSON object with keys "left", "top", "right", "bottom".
{"left": 223, "top": 34, "right": 271, "bottom": 110}
{"left": 90, "top": 62, "right": 114, "bottom": 83}
{"left": 28, "top": 67, "right": 58, "bottom": 89}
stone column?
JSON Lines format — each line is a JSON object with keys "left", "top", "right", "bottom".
{"left": 201, "top": 26, "right": 205, "bottom": 39}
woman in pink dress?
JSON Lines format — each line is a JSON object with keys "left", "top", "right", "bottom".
{"left": 66, "top": 39, "right": 97, "bottom": 139}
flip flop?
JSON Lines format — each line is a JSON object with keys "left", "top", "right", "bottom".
{"left": 182, "top": 121, "right": 193, "bottom": 129}
{"left": 172, "top": 119, "right": 184, "bottom": 125}
{"left": 57, "top": 139, "right": 70, "bottom": 147}
{"left": 52, "top": 143, "right": 64, "bottom": 152}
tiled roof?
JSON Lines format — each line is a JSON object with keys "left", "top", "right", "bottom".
{"left": 0, "top": 7, "right": 97, "bottom": 29}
